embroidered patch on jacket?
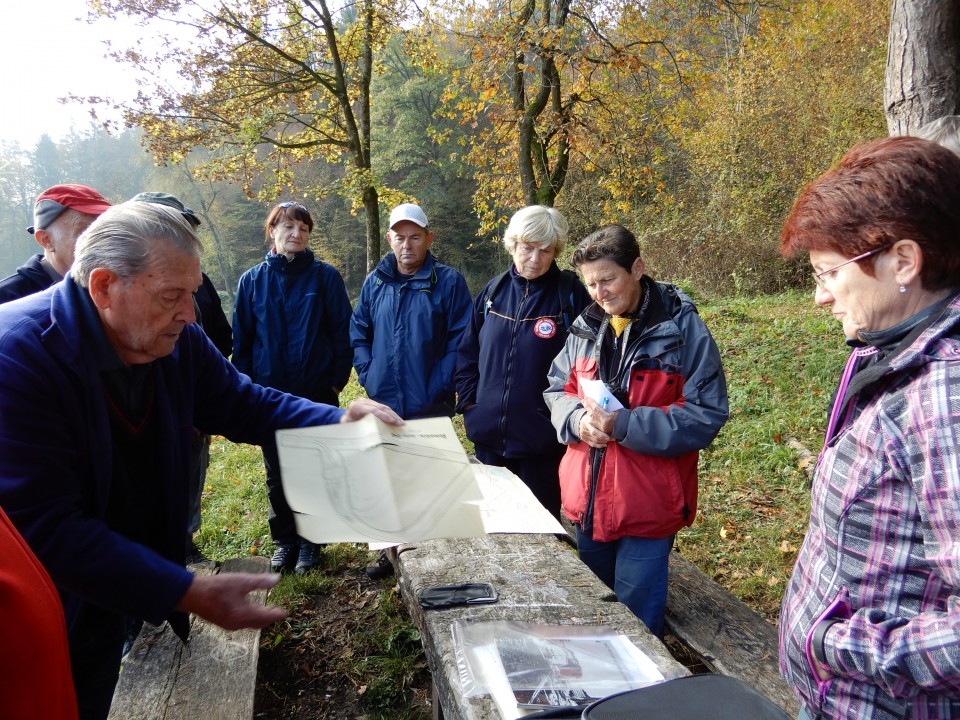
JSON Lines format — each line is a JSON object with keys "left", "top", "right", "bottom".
{"left": 534, "top": 317, "right": 558, "bottom": 338}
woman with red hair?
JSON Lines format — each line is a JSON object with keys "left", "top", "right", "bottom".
{"left": 779, "top": 136, "right": 960, "bottom": 720}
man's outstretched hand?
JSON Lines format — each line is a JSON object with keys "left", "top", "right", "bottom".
{"left": 341, "top": 398, "right": 404, "bottom": 426}
{"left": 177, "top": 572, "right": 288, "bottom": 631}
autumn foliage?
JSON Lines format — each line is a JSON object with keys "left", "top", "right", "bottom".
{"left": 84, "top": 0, "right": 891, "bottom": 295}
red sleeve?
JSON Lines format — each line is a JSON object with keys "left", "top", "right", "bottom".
{"left": 0, "top": 506, "right": 78, "bottom": 720}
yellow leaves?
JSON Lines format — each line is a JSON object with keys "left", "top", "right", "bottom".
{"left": 778, "top": 540, "right": 798, "bottom": 554}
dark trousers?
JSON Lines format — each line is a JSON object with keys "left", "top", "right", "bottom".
{"left": 576, "top": 528, "right": 675, "bottom": 638}
{"left": 473, "top": 446, "right": 564, "bottom": 520}
{"left": 263, "top": 386, "right": 339, "bottom": 545}
{"left": 263, "top": 441, "right": 298, "bottom": 545}
{"left": 69, "top": 604, "right": 127, "bottom": 720}
{"left": 187, "top": 431, "right": 210, "bottom": 536}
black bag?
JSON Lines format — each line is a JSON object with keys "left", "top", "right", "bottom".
{"left": 580, "top": 674, "right": 791, "bottom": 720}
{"left": 417, "top": 582, "right": 498, "bottom": 609}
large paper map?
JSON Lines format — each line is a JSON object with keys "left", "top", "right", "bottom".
{"left": 276, "top": 416, "right": 564, "bottom": 544}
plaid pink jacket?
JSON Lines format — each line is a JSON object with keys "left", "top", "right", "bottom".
{"left": 779, "top": 294, "right": 960, "bottom": 720}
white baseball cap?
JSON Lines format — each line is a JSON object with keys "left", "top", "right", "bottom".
{"left": 388, "top": 203, "right": 429, "bottom": 229}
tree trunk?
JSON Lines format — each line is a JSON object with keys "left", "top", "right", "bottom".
{"left": 363, "top": 186, "right": 381, "bottom": 274}
{"left": 884, "top": 0, "right": 960, "bottom": 134}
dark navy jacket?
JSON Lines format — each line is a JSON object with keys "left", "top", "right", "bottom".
{"left": 0, "top": 277, "right": 343, "bottom": 637}
{"left": 0, "top": 254, "right": 56, "bottom": 304}
{"left": 233, "top": 248, "right": 352, "bottom": 402}
{"left": 194, "top": 272, "right": 233, "bottom": 358}
{"left": 455, "top": 263, "right": 590, "bottom": 458}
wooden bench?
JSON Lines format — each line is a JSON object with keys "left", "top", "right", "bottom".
{"left": 395, "top": 533, "right": 689, "bottom": 720}
{"left": 107, "top": 556, "right": 270, "bottom": 720}
{"left": 664, "top": 553, "right": 799, "bottom": 716}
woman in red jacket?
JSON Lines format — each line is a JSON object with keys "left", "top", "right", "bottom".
{"left": 544, "top": 225, "right": 728, "bottom": 637}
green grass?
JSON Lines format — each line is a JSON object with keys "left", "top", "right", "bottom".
{"left": 200, "top": 402, "right": 430, "bottom": 716}
{"left": 196, "top": 440, "right": 271, "bottom": 561}
{"left": 689, "top": 291, "right": 848, "bottom": 616}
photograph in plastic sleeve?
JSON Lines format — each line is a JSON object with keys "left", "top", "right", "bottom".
{"left": 452, "top": 620, "right": 663, "bottom": 712}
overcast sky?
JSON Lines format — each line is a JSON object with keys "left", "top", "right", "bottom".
{"left": 0, "top": 2, "right": 149, "bottom": 147}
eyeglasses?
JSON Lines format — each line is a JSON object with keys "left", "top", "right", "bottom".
{"left": 813, "top": 245, "right": 891, "bottom": 289}
{"left": 278, "top": 201, "right": 307, "bottom": 211}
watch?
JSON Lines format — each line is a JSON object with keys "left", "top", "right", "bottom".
{"left": 811, "top": 617, "right": 844, "bottom": 666}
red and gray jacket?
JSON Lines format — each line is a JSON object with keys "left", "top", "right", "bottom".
{"left": 543, "top": 277, "right": 728, "bottom": 541}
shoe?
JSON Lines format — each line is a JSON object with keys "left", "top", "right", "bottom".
{"left": 185, "top": 539, "right": 207, "bottom": 565}
{"left": 294, "top": 540, "right": 321, "bottom": 574}
{"left": 270, "top": 543, "right": 296, "bottom": 573}
{"left": 121, "top": 617, "right": 143, "bottom": 662}
{"left": 365, "top": 550, "right": 394, "bottom": 580}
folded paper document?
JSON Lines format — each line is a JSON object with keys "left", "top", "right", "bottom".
{"left": 277, "top": 416, "right": 564, "bottom": 544}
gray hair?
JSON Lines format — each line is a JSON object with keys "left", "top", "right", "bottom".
{"left": 72, "top": 201, "right": 202, "bottom": 287}
{"left": 503, "top": 206, "right": 569, "bottom": 254}
{"left": 914, "top": 115, "right": 960, "bottom": 157}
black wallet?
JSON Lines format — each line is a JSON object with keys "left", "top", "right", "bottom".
{"left": 416, "top": 582, "right": 498, "bottom": 609}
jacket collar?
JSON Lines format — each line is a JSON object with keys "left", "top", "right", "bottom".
{"left": 42, "top": 276, "right": 91, "bottom": 368}
{"left": 265, "top": 247, "right": 315, "bottom": 273}
{"left": 574, "top": 276, "right": 676, "bottom": 339}
{"left": 845, "top": 291, "right": 960, "bottom": 400}
{"left": 508, "top": 261, "right": 561, "bottom": 288}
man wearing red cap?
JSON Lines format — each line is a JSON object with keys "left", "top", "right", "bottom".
{"left": 0, "top": 184, "right": 112, "bottom": 304}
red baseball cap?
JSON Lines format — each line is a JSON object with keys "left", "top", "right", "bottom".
{"left": 27, "top": 184, "right": 112, "bottom": 234}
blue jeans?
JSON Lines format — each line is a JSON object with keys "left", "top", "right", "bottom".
{"left": 576, "top": 528, "right": 674, "bottom": 637}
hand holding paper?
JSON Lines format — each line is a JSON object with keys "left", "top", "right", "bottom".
{"left": 577, "top": 379, "right": 622, "bottom": 449}
{"left": 580, "top": 378, "right": 624, "bottom": 411}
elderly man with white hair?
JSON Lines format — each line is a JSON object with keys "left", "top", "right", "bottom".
{"left": 0, "top": 200, "right": 401, "bottom": 720}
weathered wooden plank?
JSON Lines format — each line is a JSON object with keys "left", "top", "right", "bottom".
{"left": 396, "top": 534, "right": 689, "bottom": 720}
{"left": 108, "top": 556, "right": 270, "bottom": 720}
{"left": 665, "top": 553, "right": 799, "bottom": 716}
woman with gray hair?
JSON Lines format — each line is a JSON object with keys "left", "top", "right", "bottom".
{"left": 455, "top": 205, "right": 590, "bottom": 517}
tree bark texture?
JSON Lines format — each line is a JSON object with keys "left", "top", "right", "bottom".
{"left": 885, "top": 0, "right": 960, "bottom": 134}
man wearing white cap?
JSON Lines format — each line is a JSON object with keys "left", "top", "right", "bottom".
{"left": 0, "top": 184, "right": 112, "bottom": 304}
{"left": 350, "top": 203, "right": 472, "bottom": 577}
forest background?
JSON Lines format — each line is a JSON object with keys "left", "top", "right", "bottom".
{"left": 0, "top": 0, "right": 911, "bottom": 304}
